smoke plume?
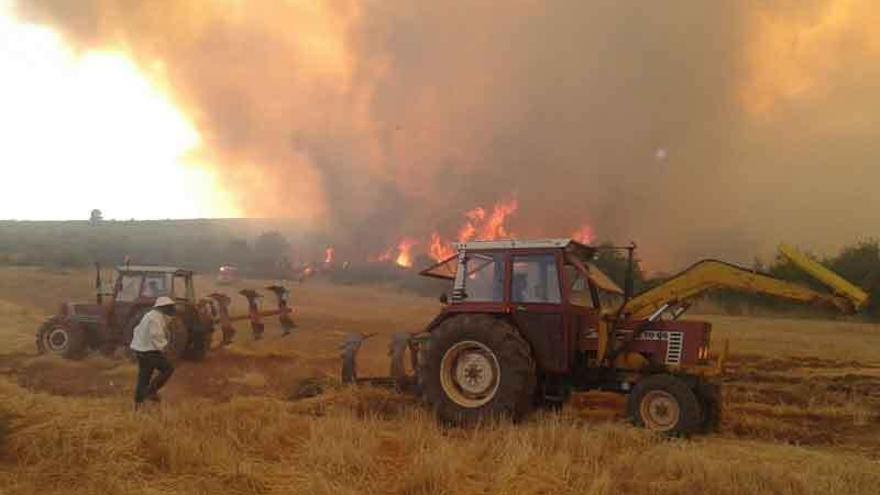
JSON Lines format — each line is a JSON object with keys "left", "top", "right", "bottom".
{"left": 15, "top": 0, "right": 880, "bottom": 270}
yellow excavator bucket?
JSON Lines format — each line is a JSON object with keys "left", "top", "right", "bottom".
{"left": 619, "top": 244, "right": 870, "bottom": 320}
{"left": 778, "top": 244, "right": 869, "bottom": 311}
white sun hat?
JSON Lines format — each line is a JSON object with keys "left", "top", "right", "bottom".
{"left": 153, "top": 296, "right": 176, "bottom": 308}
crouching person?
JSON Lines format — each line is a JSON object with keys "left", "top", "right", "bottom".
{"left": 130, "top": 296, "right": 176, "bottom": 409}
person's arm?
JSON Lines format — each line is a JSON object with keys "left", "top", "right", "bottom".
{"left": 149, "top": 314, "right": 169, "bottom": 351}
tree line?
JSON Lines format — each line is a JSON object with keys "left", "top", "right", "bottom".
{"left": 1, "top": 221, "right": 877, "bottom": 318}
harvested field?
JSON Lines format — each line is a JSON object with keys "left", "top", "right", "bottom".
{"left": 1, "top": 267, "right": 879, "bottom": 494}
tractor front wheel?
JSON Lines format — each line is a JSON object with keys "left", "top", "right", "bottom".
{"left": 36, "top": 317, "right": 88, "bottom": 359}
{"left": 627, "top": 374, "right": 703, "bottom": 436}
{"left": 420, "top": 315, "right": 535, "bottom": 425}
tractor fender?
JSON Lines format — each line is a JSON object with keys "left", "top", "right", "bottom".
{"left": 423, "top": 311, "right": 454, "bottom": 333}
{"left": 423, "top": 309, "right": 514, "bottom": 333}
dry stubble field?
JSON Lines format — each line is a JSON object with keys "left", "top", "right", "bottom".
{"left": 0, "top": 266, "right": 879, "bottom": 494}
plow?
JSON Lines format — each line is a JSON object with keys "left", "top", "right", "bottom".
{"left": 342, "top": 238, "right": 869, "bottom": 435}
{"left": 36, "top": 264, "right": 295, "bottom": 361}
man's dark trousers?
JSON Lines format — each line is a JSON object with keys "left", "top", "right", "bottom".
{"left": 134, "top": 350, "right": 174, "bottom": 405}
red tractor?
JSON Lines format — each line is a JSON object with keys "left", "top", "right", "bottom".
{"left": 36, "top": 265, "right": 294, "bottom": 361}
{"left": 344, "top": 239, "right": 867, "bottom": 435}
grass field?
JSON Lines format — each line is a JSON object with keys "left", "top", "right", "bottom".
{"left": 1, "top": 266, "right": 879, "bottom": 494}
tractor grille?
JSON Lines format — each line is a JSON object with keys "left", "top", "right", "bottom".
{"left": 665, "top": 331, "right": 684, "bottom": 365}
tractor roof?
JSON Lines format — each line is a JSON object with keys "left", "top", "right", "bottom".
{"left": 420, "top": 238, "right": 600, "bottom": 280}
{"left": 116, "top": 265, "right": 192, "bottom": 275}
{"left": 455, "top": 238, "right": 596, "bottom": 258}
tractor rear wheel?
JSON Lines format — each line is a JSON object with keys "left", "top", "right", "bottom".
{"left": 36, "top": 317, "right": 88, "bottom": 359}
{"left": 166, "top": 316, "right": 189, "bottom": 359}
{"left": 182, "top": 321, "right": 210, "bottom": 361}
{"left": 420, "top": 314, "right": 535, "bottom": 425}
{"left": 627, "top": 374, "right": 703, "bottom": 436}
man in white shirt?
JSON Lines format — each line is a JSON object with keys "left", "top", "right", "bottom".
{"left": 130, "top": 296, "right": 177, "bottom": 408}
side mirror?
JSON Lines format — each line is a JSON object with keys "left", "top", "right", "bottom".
{"left": 439, "top": 292, "right": 448, "bottom": 304}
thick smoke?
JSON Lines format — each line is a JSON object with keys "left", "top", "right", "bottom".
{"left": 16, "top": 0, "right": 880, "bottom": 270}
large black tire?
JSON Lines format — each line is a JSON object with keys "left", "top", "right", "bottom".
{"left": 166, "top": 316, "right": 189, "bottom": 360}
{"left": 627, "top": 374, "right": 703, "bottom": 436}
{"left": 694, "top": 380, "right": 722, "bottom": 433}
{"left": 182, "top": 321, "right": 210, "bottom": 361}
{"left": 419, "top": 314, "right": 536, "bottom": 425}
{"left": 35, "top": 316, "right": 88, "bottom": 359}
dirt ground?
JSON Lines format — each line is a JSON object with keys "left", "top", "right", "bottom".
{"left": 1, "top": 266, "right": 879, "bottom": 494}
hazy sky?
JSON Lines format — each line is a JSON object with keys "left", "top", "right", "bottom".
{"left": 3, "top": 0, "right": 879, "bottom": 269}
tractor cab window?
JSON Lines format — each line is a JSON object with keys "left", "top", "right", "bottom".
{"left": 116, "top": 274, "right": 142, "bottom": 302}
{"left": 512, "top": 255, "right": 561, "bottom": 304}
{"left": 462, "top": 253, "right": 504, "bottom": 302}
{"left": 564, "top": 265, "right": 591, "bottom": 307}
{"left": 142, "top": 274, "right": 171, "bottom": 298}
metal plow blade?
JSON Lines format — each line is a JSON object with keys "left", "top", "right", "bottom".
{"left": 199, "top": 285, "right": 296, "bottom": 346}
{"left": 340, "top": 332, "right": 421, "bottom": 394}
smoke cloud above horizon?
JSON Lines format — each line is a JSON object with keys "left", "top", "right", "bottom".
{"left": 14, "top": 0, "right": 880, "bottom": 270}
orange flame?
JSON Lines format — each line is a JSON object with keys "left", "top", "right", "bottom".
{"left": 572, "top": 224, "right": 595, "bottom": 245}
{"left": 427, "top": 198, "right": 518, "bottom": 261}
{"left": 477, "top": 199, "right": 518, "bottom": 240}
{"left": 395, "top": 238, "right": 417, "bottom": 268}
{"left": 429, "top": 232, "right": 456, "bottom": 261}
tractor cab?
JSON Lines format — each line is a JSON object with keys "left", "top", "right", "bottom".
{"left": 421, "top": 239, "right": 623, "bottom": 373}
{"left": 421, "top": 240, "right": 713, "bottom": 374}
{"left": 422, "top": 239, "right": 620, "bottom": 308}
{"left": 106, "top": 266, "right": 196, "bottom": 341}
{"left": 112, "top": 265, "right": 196, "bottom": 304}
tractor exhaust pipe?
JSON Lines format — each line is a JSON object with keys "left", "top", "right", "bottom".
{"left": 95, "top": 262, "right": 103, "bottom": 305}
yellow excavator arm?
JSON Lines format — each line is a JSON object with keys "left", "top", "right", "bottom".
{"left": 620, "top": 245, "right": 869, "bottom": 320}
